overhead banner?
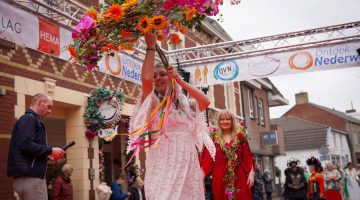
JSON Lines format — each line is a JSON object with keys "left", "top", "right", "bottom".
{"left": 1, "top": 1, "right": 360, "bottom": 87}
{"left": 185, "top": 41, "right": 360, "bottom": 86}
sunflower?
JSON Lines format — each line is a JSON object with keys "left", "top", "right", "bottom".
{"left": 86, "top": 8, "right": 98, "bottom": 23}
{"left": 68, "top": 46, "right": 77, "bottom": 59}
{"left": 108, "top": 4, "right": 124, "bottom": 20}
{"left": 170, "top": 33, "right": 180, "bottom": 44}
{"left": 151, "top": 15, "right": 167, "bottom": 30}
{"left": 186, "top": 7, "right": 196, "bottom": 22}
{"left": 121, "top": 30, "right": 132, "bottom": 38}
{"left": 137, "top": 16, "right": 152, "bottom": 33}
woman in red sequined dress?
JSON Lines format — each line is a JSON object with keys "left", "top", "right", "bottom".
{"left": 201, "top": 110, "right": 255, "bottom": 200}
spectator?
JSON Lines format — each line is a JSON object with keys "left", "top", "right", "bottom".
{"left": 110, "top": 175, "right": 131, "bottom": 200}
{"left": 345, "top": 162, "right": 360, "bottom": 200}
{"left": 283, "top": 158, "right": 307, "bottom": 200}
{"left": 263, "top": 169, "right": 273, "bottom": 200}
{"left": 52, "top": 164, "right": 73, "bottom": 200}
{"left": 129, "top": 178, "right": 145, "bottom": 200}
{"left": 7, "top": 93, "right": 64, "bottom": 199}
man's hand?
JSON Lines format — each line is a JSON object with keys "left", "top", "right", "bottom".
{"left": 50, "top": 147, "right": 64, "bottom": 161}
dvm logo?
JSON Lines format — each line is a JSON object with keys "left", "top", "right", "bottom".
{"left": 213, "top": 61, "right": 239, "bottom": 81}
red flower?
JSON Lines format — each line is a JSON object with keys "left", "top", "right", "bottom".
{"left": 237, "top": 132, "right": 244, "bottom": 139}
{"left": 224, "top": 143, "right": 232, "bottom": 148}
{"left": 230, "top": 160, "right": 236, "bottom": 167}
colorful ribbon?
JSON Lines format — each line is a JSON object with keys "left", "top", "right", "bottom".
{"left": 105, "top": 79, "right": 176, "bottom": 166}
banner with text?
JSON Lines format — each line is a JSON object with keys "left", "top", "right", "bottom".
{"left": 1, "top": 1, "right": 360, "bottom": 87}
{"left": 0, "top": 1, "right": 142, "bottom": 85}
{"left": 185, "top": 41, "right": 360, "bottom": 86}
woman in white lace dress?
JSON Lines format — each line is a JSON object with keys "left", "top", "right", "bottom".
{"left": 345, "top": 162, "right": 360, "bottom": 200}
{"left": 128, "top": 31, "right": 215, "bottom": 200}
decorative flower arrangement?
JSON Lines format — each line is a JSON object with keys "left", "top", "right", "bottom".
{"left": 209, "top": 121, "right": 247, "bottom": 200}
{"left": 69, "top": 0, "right": 236, "bottom": 71}
{"left": 83, "top": 87, "right": 125, "bottom": 139}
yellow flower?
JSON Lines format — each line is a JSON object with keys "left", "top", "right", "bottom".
{"left": 151, "top": 15, "right": 167, "bottom": 30}
{"left": 137, "top": 16, "right": 152, "bottom": 33}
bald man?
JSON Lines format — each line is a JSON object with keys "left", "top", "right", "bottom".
{"left": 7, "top": 93, "right": 64, "bottom": 200}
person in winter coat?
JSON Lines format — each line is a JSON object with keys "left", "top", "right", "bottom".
{"left": 52, "top": 164, "right": 73, "bottom": 200}
{"left": 129, "top": 178, "right": 145, "bottom": 200}
{"left": 263, "top": 169, "right": 273, "bottom": 200}
{"left": 110, "top": 175, "right": 131, "bottom": 200}
{"left": 7, "top": 93, "right": 64, "bottom": 200}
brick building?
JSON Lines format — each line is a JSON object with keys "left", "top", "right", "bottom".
{"left": 282, "top": 91, "right": 360, "bottom": 165}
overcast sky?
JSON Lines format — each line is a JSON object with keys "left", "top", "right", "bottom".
{"left": 214, "top": 0, "right": 360, "bottom": 118}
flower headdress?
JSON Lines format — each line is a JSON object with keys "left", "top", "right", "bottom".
{"left": 287, "top": 157, "right": 300, "bottom": 167}
{"left": 306, "top": 156, "right": 323, "bottom": 173}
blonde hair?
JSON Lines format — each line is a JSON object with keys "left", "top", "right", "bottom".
{"left": 216, "top": 109, "right": 238, "bottom": 136}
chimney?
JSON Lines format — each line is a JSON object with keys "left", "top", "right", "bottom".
{"left": 295, "top": 91, "right": 309, "bottom": 105}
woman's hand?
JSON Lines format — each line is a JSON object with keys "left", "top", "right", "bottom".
{"left": 144, "top": 30, "right": 156, "bottom": 48}
{"left": 247, "top": 171, "right": 255, "bottom": 188}
{"left": 167, "top": 65, "right": 182, "bottom": 83}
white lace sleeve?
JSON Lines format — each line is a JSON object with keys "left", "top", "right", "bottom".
{"left": 127, "top": 91, "right": 157, "bottom": 153}
{"left": 188, "top": 99, "right": 216, "bottom": 161}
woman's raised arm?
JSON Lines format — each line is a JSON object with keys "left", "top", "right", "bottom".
{"left": 141, "top": 31, "right": 156, "bottom": 102}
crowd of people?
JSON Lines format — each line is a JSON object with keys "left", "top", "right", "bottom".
{"left": 283, "top": 157, "right": 360, "bottom": 200}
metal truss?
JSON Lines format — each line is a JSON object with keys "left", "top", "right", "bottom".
{"left": 8, "top": 0, "right": 88, "bottom": 27}
{"left": 166, "top": 21, "right": 360, "bottom": 67}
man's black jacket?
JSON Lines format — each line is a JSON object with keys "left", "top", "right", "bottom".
{"left": 7, "top": 109, "right": 52, "bottom": 179}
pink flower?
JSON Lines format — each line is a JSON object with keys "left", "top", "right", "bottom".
{"left": 240, "top": 121, "right": 245, "bottom": 127}
{"left": 163, "top": 1, "right": 173, "bottom": 10}
{"left": 72, "top": 16, "right": 94, "bottom": 39}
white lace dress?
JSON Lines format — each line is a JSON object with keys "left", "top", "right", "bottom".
{"left": 128, "top": 84, "right": 215, "bottom": 200}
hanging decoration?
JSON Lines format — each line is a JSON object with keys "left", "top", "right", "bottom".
{"left": 83, "top": 86, "right": 124, "bottom": 182}
{"left": 68, "top": 0, "right": 241, "bottom": 71}
{"left": 83, "top": 86, "right": 125, "bottom": 139}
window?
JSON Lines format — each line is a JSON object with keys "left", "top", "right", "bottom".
{"left": 258, "top": 98, "right": 265, "bottom": 125}
{"left": 255, "top": 97, "right": 260, "bottom": 124}
{"left": 225, "top": 83, "right": 231, "bottom": 109}
{"left": 248, "top": 89, "right": 254, "bottom": 119}
{"left": 234, "top": 82, "right": 243, "bottom": 117}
